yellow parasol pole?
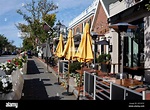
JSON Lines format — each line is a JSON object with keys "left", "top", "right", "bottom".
{"left": 77, "top": 63, "right": 84, "bottom": 100}
{"left": 54, "top": 34, "right": 64, "bottom": 85}
{"left": 62, "top": 29, "right": 75, "bottom": 96}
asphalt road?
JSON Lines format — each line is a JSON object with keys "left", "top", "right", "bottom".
{"left": 0, "top": 55, "right": 17, "bottom": 63}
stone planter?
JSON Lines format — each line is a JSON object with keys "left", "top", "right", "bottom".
{"left": 21, "top": 62, "right": 27, "bottom": 74}
{"left": 0, "top": 92, "right": 5, "bottom": 100}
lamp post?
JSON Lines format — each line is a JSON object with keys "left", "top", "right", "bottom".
{"left": 43, "top": 22, "right": 53, "bottom": 73}
{"left": 54, "top": 20, "right": 67, "bottom": 85}
{"left": 53, "top": 20, "right": 67, "bottom": 50}
{"left": 91, "top": 31, "right": 98, "bottom": 70}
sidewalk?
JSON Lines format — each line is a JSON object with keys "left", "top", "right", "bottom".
{"left": 35, "top": 56, "right": 85, "bottom": 100}
{"left": 21, "top": 56, "right": 77, "bottom": 100}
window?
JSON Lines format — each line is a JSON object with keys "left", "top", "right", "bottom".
{"left": 76, "top": 27, "right": 80, "bottom": 34}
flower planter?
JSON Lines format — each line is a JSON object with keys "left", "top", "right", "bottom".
{"left": 20, "top": 62, "right": 27, "bottom": 74}
{"left": 0, "top": 92, "right": 5, "bottom": 100}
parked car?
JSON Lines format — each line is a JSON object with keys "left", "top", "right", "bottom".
{"left": 27, "top": 50, "right": 32, "bottom": 58}
{"left": 2, "top": 51, "right": 11, "bottom": 55}
{"left": 12, "top": 51, "right": 17, "bottom": 55}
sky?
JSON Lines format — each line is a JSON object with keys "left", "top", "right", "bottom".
{"left": 0, "top": 0, "right": 93, "bottom": 48}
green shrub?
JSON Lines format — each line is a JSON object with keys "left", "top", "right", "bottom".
{"left": 97, "top": 53, "right": 111, "bottom": 64}
{"left": 69, "top": 61, "right": 81, "bottom": 73}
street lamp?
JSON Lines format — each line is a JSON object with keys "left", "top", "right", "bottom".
{"left": 53, "top": 20, "right": 67, "bottom": 50}
{"left": 90, "top": 31, "right": 98, "bottom": 70}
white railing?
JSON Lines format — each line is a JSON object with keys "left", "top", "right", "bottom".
{"left": 83, "top": 71, "right": 111, "bottom": 100}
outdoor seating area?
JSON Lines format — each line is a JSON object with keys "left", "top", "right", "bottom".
{"left": 81, "top": 69, "right": 150, "bottom": 100}
{"left": 52, "top": 58, "right": 150, "bottom": 100}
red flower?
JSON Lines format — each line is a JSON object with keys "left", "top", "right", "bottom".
{"left": 7, "top": 60, "right": 11, "bottom": 62}
{"left": 15, "top": 62, "right": 18, "bottom": 65}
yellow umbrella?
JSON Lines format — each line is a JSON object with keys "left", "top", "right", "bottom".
{"left": 55, "top": 33, "right": 64, "bottom": 58}
{"left": 62, "top": 29, "right": 76, "bottom": 60}
{"left": 74, "top": 23, "right": 94, "bottom": 100}
{"left": 62, "top": 29, "right": 76, "bottom": 95}
{"left": 74, "top": 23, "right": 93, "bottom": 63}
{"left": 54, "top": 33, "right": 64, "bottom": 85}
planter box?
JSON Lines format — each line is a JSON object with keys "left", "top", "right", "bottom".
{"left": 20, "top": 62, "right": 27, "bottom": 74}
{"left": 1, "top": 69, "right": 24, "bottom": 100}
{"left": 100, "top": 63, "right": 111, "bottom": 73}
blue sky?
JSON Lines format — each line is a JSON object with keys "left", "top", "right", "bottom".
{"left": 0, "top": 0, "right": 93, "bottom": 47}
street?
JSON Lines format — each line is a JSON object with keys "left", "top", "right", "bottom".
{"left": 0, "top": 55, "right": 17, "bottom": 63}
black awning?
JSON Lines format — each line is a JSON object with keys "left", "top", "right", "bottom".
{"left": 96, "top": 40, "right": 109, "bottom": 45}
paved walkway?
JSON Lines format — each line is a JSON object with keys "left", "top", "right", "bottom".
{"left": 21, "top": 57, "right": 76, "bottom": 100}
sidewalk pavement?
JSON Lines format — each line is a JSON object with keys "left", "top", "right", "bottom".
{"left": 35, "top": 56, "right": 87, "bottom": 100}
{"left": 21, "top": 56, "right": 78, "bottom": 100}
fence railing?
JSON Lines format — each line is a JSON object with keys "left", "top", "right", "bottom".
{"left": 83, "top": 71, "right": 111, "bottom": 100}
{"left": 62, "top": 60, "right": 69, "bottom": 74}
{"left": 83, "top": 71, "right": 146, "bottom": 100}
{"left": 83, "top": 71, "right": 95, "bottom": 99}
{"left": 110, "top": 82, "right": 146, "bottom": 100}
{"left": 58, "top": 60, "right": 69, "bottom": 78}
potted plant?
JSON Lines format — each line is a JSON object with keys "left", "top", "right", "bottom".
{"left": 69, "top": 61, "right": 81, "bottom": 75}
{"left": 97, "top": 53, "right": 111, "bottom": 73}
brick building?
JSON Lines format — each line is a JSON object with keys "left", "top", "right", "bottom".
{"left": 68, "top": 0, "right": 110, "bottom": 55}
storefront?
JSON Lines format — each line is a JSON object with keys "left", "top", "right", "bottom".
{"left": 108, "top": 0, "right": 150, "bottom": 73}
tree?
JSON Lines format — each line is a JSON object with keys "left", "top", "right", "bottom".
{"left": 16, "top": 0, "right": 58, "bottom": 50}
{"left": 0, "top": 34, "right": 8, "bottom": 49}
{"left": 0, "top": 34, "right": 16, "bottom": 53}
{"left": 22, "top": 38, "right": 34, "bottom": 50}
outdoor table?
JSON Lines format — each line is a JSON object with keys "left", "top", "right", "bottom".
{"left": 101, "top": 77, "right": 143, "bottom": 88}
{"left": 124, "top": 66, "right": 150, "bottom": 80}
{"left": 114, "top": 78, "right": 143, "bottom": 88}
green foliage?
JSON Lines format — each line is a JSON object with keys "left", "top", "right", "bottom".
{"left": 69, "top": 61, "right": 81, "bottom": 73}
{"left": 16, "top": 0, "right": 58, "bottom": 49}
{"left": 97, "top": 53, "right": 111, "bottom": 64}
{"left": 145, "top": 0, "right": 150, "bottom": 11}
{"left": 0, "top": 34, "right": 15, "bottom": 51}
{"left": 22, "top": 38, "right": 34, "bottom": 50}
